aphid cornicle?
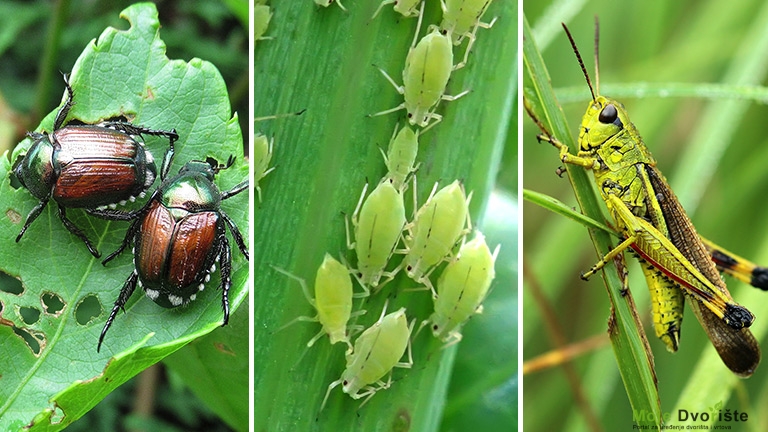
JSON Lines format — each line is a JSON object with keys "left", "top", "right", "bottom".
{"left": 345, "top": 180, "right": 407, "bottom": 294}
{"left": 371, "top": 2, "right": 468, "bottom": 131}
{"left": 93, "top": 142, "right": 248, "bottom": 352}
{"left": 321, "top": 306, "right": 414, "bottom": 410}
{"left": 380, "top": 124, "right": 419, "bottom": 191}
{"left": 12, "top": 74, "right": 178, "bottom": 258}
{"left": 425, "top": 231, "right": 499, "bottom": 346}
{"left": 273, "top": 254, "right": 363, "bottom": 352}
{"left": 402, "top": 180, "right": 472, "bottom": 295}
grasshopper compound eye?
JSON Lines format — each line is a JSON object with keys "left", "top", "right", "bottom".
{"left": 598, "top": 104, "right": 619, "bottom": 125}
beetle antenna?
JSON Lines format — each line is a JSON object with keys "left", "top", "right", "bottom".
{"left": 561, "top": 23, "right": 596, "bottom": 102}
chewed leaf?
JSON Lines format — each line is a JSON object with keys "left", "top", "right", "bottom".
{"left": 0, "top": 3, "right": 247, "bottom": 429}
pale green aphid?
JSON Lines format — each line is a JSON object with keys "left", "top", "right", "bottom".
{"left": 372, "top": 0, "right": 422, "bottom": 19}
{"left": 254, "top": 133, "right": 274, "bottom": 203}
{"left": 254, "top": 4, "right": 273, "bottom": 41}
{"left": 371, "top": 2, "right": 468, "bottom": 132}
{"left": 345, "top": 180, "right": 407, "bottom": 294}
{"left": 425, "top": 231, "right": 499, "bottom": 346}
{"left": 321, "top": 305, "right": 414, "bottom": 410}
{"left": 315, "top": 0, "right": 347, "bottom": 12}
{"left": 440, "top": 0, "right": 496, "bottom": 44}
{"left": 273, "top": 254, "right": 364, "bottom": 353}
{"left": 381, "top": 124, "right": 419, "bottom": 191}
{"left": 402, "top": 180, "right": 472, "bottom": 295}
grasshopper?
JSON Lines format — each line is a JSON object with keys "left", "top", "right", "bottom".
{"left": 537, "top": 22, "right": 761, "bottom": 377}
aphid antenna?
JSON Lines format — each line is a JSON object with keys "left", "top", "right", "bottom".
{"left": 253, "top": 108, "right": 306, "bottom": 122}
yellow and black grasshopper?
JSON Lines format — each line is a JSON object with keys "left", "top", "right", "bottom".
{"left": 536, "top": 22, "right": 762, "bottom": 377}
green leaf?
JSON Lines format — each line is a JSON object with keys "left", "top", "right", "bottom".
{"left": 0, "top": 3, "right": 247, "bottom": 430}
{"left": 252, "top": 1, "right": 515, "bottom": 430}
{"left": 163, "top": 297, "right": 250, "bottom": 432}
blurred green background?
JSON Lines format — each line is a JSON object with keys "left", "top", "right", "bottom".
{"left": 524, "top": 0, "right": 768, "bottom": 431}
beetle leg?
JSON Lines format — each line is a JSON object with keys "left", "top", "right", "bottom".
{"left": 101, "top": 122, "right": 179, "bottom": 147}
{"left": 87, "top": 207, "right": 143, "bottom": 221}
{"left": 102, "top": 215, "right": 142, "bottom": 265}
{"left": 54, "top": 73, "right": 75, "bottom": 130}
{"left": 221, "top": 211, "right": 248, "bottom": 259}
{"left": 221, "top": 180, "right": 249, "bottom": 200}
{"left": 159, "top": 139, "right": 176, "bottom": 181}
{"left": 219, "top": 232, "right": 232, "bottom": 326}
{"left": 98, "top": 271, "right": 139, "bottom": 352}
{"left": 57, "top": 205, "right": 100, "bottom": 258}
{"left": 16, "top": 197, "right": 50, "bottom": 243}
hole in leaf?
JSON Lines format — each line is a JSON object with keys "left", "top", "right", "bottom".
{"left": 19, "top": 306, "right": 40, "bottom": 325}
{"left": 0, "top": 272, "right": 23, "bottom": 295}
{"left": 51, "top": 404, "right": 65, "bottom": 424}
{"left": 75, "top": 294, "right": 102, "bottom": 325}
{"left": 42, "top": 292, "right": 65, "bottom": 315}
{"left": 8, "top": 162, "right": 23, "bottom": 189}
{"left": 13, "top": 326, "right": 44, "bottom": 355}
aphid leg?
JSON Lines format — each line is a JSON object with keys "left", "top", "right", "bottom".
{"left": 320, "top": 378, "right": 344, "bottom": 412}
{"left": 272, "top": 265, "right": 317, "bottom": 307}
{"left": 396, "top": 318, "right": 416, "bottom": 367}
{"left": 371, "top": 0, "right": 395, "bottom": 19}
{"left": 440, "top": 331, "right": 463, "bottom": 350}
{"left": 339, "top": 254, "right": 372, "bottom": 297}
{"left": 370, "top": 268, "right": 402, "bottom": 295}
{"left": 455, "top": 16, "right": 498, "bottom": 70}
{"left": 409, "top": 2, "right": 427, "bottom": 49}
{"left": 274, "top": 314, "right": 320, "bottom": 334}
{"left": 354, "top": 375, "right": 394, "bottom": 410}
{"left": 375, "top": 66, "right": 406, "bottom": 95}
{"left": 418, "top": 113, "right": 444, "bottom": 135}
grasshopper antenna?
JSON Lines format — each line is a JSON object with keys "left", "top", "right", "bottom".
{"left": 593, "top": 15, "right": 600, "bottom": 96}
{"left": 561, "top": 22, "right": 596, "bottom": 102}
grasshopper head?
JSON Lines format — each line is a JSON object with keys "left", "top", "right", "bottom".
{"left": 578, "top": 95, "right": 631, "bottom": 152}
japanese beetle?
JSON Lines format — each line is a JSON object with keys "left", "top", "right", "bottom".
{"left": 93, "top": 143, "right": 248, "bottom": 352}
{"left": 12, "top": 74, "right": 178, "bottom": 257}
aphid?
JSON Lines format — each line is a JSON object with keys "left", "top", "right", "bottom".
{"left": 402, "top": 180, "right": 472, "bottom": 295}
{"left": 254, "top": 133, "right": 274, "bottom": 203}
{"left": 371, "top": 2, "right": 468, "bottom": 132}
{"left": 372, "top": 0, "right": 422, "bottom": 19}
{"left": 380, "top": 124, "right": 419, "bottom": 191}
{"left": 12, "top": 74, "right": 177, "bottom": 257}
{"left": 321, "top": 305, "right": 414, "bottom": 410}
{"left": 254, "top": 4, "right": 273, "bottom": 41}
{"left": 345, "top": 180, "right": 407, "bottom": 294}
{"left": 440, "top": 0, "right": 496, "bottom": 45}
{"left": 94, "top": 145, "right": 248, "bottom": 352}
{"left": 273, "top": 254, "right": 364, "bottom": 353}
{"left": 315, "top": 0, "right": 346, "bottom": 12}
{"left": 424, "top": 231, "right": 499, "bottom": 346}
